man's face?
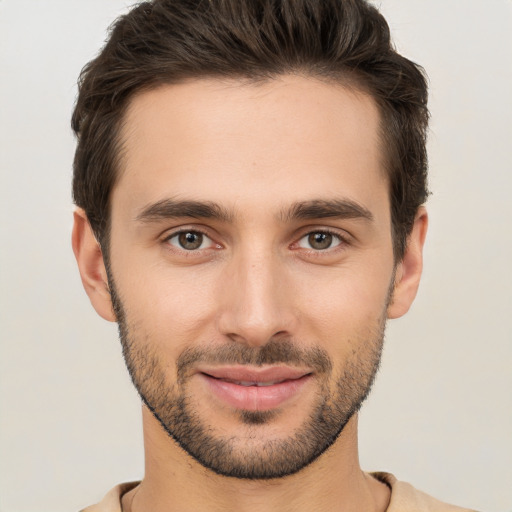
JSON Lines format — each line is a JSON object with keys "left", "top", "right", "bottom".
{"left": 106, "top": 76, "right": 397, "bottom": 478}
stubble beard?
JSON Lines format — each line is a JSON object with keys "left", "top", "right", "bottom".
{"left": 107, "top": 272, "right": 388, "bottom": 480}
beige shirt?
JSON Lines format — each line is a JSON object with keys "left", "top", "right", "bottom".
{"left": 81, "top": 473, "right": 477, "bottom": 512}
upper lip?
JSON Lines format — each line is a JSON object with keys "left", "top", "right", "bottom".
{"left": 198, "top": 366, "right": 312, "bottom": 384}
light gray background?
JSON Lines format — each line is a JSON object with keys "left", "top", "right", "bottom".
{"left": 0, "top": 1, "right": 511, "bottom": 511}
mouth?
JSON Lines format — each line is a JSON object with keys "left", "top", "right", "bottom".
{"left": 211, "top": 378, "right": 291, "bottom": 387}
{"left": 197, "top": 366, "right": 313, "bottom": 411}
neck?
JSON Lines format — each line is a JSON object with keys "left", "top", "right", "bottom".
{"left": 122, "top": 406, "right": 390, "bottom": 512}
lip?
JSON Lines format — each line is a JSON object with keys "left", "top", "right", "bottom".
{"left": 197, "top": 366, "right": 313, "bottom": 411}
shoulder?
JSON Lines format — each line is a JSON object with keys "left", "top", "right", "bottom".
{"left": 80, "top": 482, "right": 140, "bottom": 512}
{"left": 371, "top": 472, "right": 478, "bottom": 512}
{"left": 81, "top": 476, "right": 478, "bottom": 512}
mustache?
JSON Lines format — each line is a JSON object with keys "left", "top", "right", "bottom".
{"left": 176, "top": 339, "right": 332, "bottom": 382}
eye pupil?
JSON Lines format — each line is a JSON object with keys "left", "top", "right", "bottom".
{"left": 308, "top": 232, "right": 332, "bottom": 250}
{"left": 178, "top": 231, "right": 203, "bottom": 250}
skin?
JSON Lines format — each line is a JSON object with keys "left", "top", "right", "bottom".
{"left": 72, "top": 75, "right": 427, "bottom": 512}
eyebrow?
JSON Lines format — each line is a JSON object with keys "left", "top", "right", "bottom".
{"left": 135, "top": 197, "right": 373, "bottom": 224}
{"left": 281, "top": 199, "right": 374, "bottom": 223}
{"left": 135, "top": 198, "right": 234, "bottom": 223}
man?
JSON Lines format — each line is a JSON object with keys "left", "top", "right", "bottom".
{"left": 71, "top": 0, "right": 475, "bottom": 510}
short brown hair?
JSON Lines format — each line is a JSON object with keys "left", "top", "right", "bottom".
{"left": 72, "top": 0, "right": 429, "bottom": 259}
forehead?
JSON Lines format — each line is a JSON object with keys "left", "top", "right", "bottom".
{"left": 114, "top": 75, "right": 387, "bottom": 221}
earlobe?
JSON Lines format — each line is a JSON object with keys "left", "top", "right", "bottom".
{"left": 387, "top": 207, "right": 428, "bottom": 319}
{"left": 71, "top": 208, "right": 116, "bottom": 322}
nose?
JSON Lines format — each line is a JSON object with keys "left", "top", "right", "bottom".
{"left": 217, "top": 249, "right": 298, "bottom": 347}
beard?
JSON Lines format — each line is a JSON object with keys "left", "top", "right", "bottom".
{"left": 107, "top": 271, "right": 388, "bottom": 480}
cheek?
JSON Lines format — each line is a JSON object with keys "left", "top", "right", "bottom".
{"left": 291, "top": 263, "right": 392, "bottom": 346}
{"left": 113, "top": 259, "right": 221, "bottom": 353}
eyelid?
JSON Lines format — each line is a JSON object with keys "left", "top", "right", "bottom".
{"left": 159, "top": 224, "right": 351, "bottom": 254}
{"left": 297, "top": 232, "right": 341, "bottom": 250}
{"left": 161, "top": 226, "right": 222, "bottom": 251}
{"left": 291, "top": 227, "right": 352, "bottom": 251}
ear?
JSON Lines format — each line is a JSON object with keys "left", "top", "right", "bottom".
{"left": 387, "top": 207, "right": 428, "bottom": 319}
{"left": 71, "top": 208, "right": 116, "bottom": 322}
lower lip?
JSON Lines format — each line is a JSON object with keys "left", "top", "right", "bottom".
{"left": 199, "top": 373, "right": 312, "bottom": 411}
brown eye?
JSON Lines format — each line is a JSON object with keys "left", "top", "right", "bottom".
{"left": 297, "top": 231, "right": 342, "bottom": 251}
{"left": 167, "top": 231, "right": 213, "bottom": 251}
{"left": 308, "top": 232, "right": 333, "bottom": 250}
{"left": 178, "top": 232, "right": 203, "bottom": 250}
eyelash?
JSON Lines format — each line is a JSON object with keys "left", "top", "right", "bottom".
{"left": 161, "top": 227, "right": 350, "bottom": 255}
{"left": 163, "top": 228, "right": 219, "bottom": 254}
{"left": 293, "top": 229, "right": 350, "bottom": 253}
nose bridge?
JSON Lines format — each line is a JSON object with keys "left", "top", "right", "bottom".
{"left": 217, "top": 242, "right": 295, "bottom": 346}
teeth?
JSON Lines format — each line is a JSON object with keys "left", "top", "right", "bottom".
{"left": 227, "top": 380, "right": 280, "bottom": 387}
